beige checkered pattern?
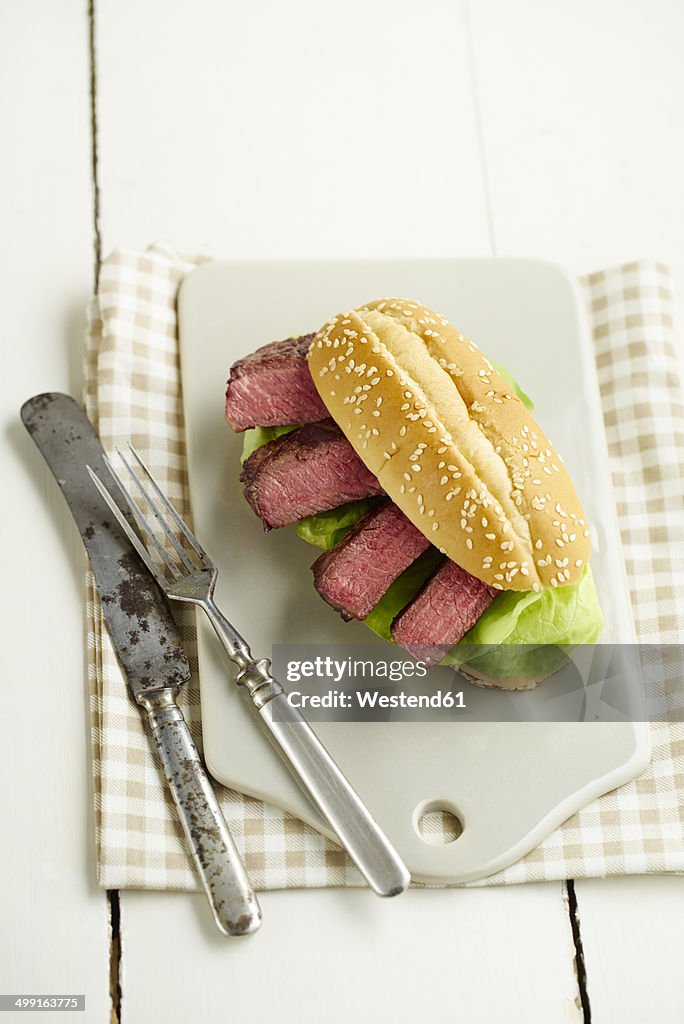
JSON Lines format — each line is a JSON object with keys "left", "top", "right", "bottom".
{"left": 86, "top": 246, "right": 684, "bottom": 890}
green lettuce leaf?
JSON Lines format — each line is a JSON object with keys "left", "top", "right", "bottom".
{"left": 443, "top": 564, "right": 604, "bottom": 677}
{"left": 363, "top": 549, "right": 445, "bottom": 640}
{"left": 240, "top": 424, "right": 298, "bottom": 464}
{"left": 490, "top": 359, "right": 534, "bottom": 411}
{"left": 295, "top": 499, "right": 383, "bottom": 550}
{"left": 463, "top": 564, "right": 603, "bottom": 647}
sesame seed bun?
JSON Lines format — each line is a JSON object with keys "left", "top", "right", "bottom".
{"left": 308, "top": 298, "right": 591, "bottom": 593}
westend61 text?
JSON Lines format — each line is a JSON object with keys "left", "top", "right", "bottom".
{"left": 287, "top": 689, "right": 467, "bottom": 710}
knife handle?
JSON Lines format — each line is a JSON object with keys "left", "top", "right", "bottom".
{"left": 138, "top": 689, "right": 262, "bottom": 937}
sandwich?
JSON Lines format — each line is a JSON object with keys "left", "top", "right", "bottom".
{"left": 225, "top": 298, "right": 604, "bottom": 689}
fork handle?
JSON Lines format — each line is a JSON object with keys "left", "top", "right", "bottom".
{"left": 255, "top": 689, "right": 410, "bottom": 897}
{"left": 204, "top": 595, "right": 409, "bottom": 895}
{"left": 138, "top": 689, "right": 262, "bottom": 936}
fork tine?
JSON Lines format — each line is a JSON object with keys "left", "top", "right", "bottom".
{"left": 127, "top": 443, "right": 210, "bottom": 565}
{"left": 114, "top": 449, "right": 195, "bottom": 576}
{"left": 87, "top": 466, "right": 169, "bottom": 588}
{"left": 104, "top": 454, "right": 181, "bottom": 579}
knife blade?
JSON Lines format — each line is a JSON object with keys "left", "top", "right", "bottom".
{"left": 21, "top": 392, "right": 261, "bottom": 937}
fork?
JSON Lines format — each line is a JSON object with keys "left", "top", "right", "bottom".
{"left": 89, "top": 446, "right": 410, "bottom": 898}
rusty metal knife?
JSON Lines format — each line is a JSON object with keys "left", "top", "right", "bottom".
{"left": 21, "top": 393, "right": 261, "bottom": 937}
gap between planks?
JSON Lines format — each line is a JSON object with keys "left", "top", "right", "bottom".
{"left": 89, "top": 2, "right": 117, "bottom": 1020}
{"left": 566, "top": 880, "right": 592, "bottom": 1022}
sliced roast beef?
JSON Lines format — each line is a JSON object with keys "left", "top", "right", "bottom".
{"left": 391, "top": 561, "right": 498, "bottom": 667}
{"left": 240, "top": 420, "right": 384, "bottom": 529}
{"left": 312, "top": 502, "right": 431, "bottom": 620}
{"left": 225, "top": 334, "right": 329, "bottom": 431}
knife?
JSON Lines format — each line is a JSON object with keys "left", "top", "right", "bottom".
{"left": 21, "top": 393, "right": 261, "bottom": 937}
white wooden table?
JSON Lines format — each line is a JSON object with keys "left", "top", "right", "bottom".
{"left": 2, "top": 2, "right": 683, "bottom": 1021}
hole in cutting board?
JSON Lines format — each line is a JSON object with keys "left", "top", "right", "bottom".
{"left": 414, "top": 800, "right": 464, "bottom": 846}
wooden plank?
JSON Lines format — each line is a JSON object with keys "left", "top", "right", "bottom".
{"left": 0, "top": 1, "right": 110, "bottom": 1017}
{"left": 468, "top": 0, "right": 684, "bottom": 342}
{"left": 96, "top": 0, "right": 492, "bottom": 259}
{"left": 574, "top": 877, "right": 684, "bottom": 1024}
{"left": 122, "top": 887, "right": 582, "bottom": 1024}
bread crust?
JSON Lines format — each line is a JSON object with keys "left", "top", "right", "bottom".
{"left": 456, "top": 664, "right": 548, "bottom": 691}
{"left": 308, "top": 298, "right": 590, "bottom": 592}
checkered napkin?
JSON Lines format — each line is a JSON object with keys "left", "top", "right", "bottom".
{"left": 85, "top": 245, "right": 684, "bottom": 890}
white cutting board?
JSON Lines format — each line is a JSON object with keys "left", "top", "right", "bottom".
{"left": 178, "top": 259, "right": 650, "bottom": 884}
